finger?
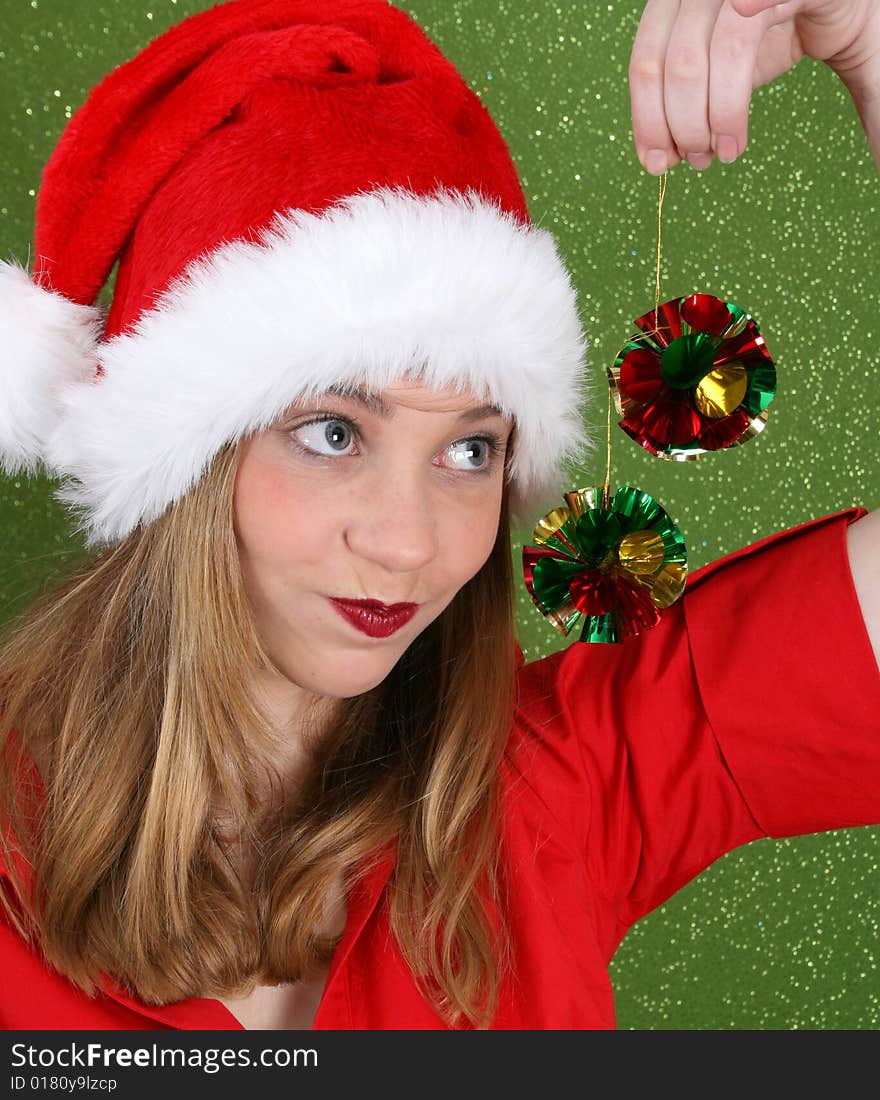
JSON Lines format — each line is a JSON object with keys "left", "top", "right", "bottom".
{"left": 729, "top": 0, "right": 800, "bottom": 17}
{"left": 706, "top": 2, "right": 768, "bottom": 162}
{"left": 662, "top": 0, "right": 727, "bottom": 169}
{"left": 629, "top": 0, "right": 689, "bottom": 174}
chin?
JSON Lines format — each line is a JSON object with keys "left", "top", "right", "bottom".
{"left": 297, "top": 672, "right": 393, "bottom": 701}
{"left": 279, "top": 646, "right": 402, "bottom": 699}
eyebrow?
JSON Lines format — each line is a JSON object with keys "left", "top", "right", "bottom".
{"left": 321, "top": 383, "right": 508, "bottom": 423}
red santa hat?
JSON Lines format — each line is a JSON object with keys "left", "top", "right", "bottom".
{"left": 0, "top": 0, "right": 593, "bottom": 548}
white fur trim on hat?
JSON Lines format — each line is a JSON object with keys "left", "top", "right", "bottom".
{"left": 20, "top": 187, "right": 593, "bottom": 546}
{"left": 0, "top": 258, "right": 103, "bottom": 479}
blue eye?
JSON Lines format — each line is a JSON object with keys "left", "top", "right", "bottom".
{"left": 446, "top": 438, "right": 499, "bottom": 472}
{"left": 287, "top": 413, "right": 505, "bottom": 474}
{"left": 289, "top": 416, "right": 356, "bottom": 457}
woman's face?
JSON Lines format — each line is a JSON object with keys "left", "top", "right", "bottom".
{"left": 233, "top": 377, "right": 515, "bottom": 708}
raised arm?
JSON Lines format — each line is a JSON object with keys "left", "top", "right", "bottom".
{"left": 628, "top": 0, "right": 880, "bottom": 665}
{"left": 847, "top": 509, "right": 880, "bottom": 667}
{"left": 839, "top": 18, "right": 880, "bottom": 668}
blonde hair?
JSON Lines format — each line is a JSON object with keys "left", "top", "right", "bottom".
{"left": 0, "top": 432, "right": 519, "bottom": 1028}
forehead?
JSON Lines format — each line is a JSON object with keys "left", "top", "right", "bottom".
{"left": 315, "top": 378, "right": 510, "bottom": 420}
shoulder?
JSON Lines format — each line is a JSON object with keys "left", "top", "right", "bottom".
{"left": 506, "top": 504, "right": 870, "bottom": 776}
{"left": 0, "top": 724, "right": 45, "bottom": 901}
{"left": 682, "top": 505, "right": 867, "bottom": 596}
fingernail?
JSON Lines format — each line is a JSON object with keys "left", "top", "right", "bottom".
{"left": 645, "top": 148, "right": 668, "bottom": 175}
{"left": 686, "top": 151, "right": 713, "bottom": 170}
{"left": 715, "top": 135, "right": 738, "bottom": 163}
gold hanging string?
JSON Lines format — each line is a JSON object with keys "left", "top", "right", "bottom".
{"left": 603, "top": 351, "right": 613, "bottom": 508}
{"left": 648, "top": 169, "right": 669, "bottom": 339}
{"left": 602, "top": 169, "right": 668, "bottom": 508}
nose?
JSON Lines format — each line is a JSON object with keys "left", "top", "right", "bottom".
{"left": 342, "top": 463, "right": 440, "bottom": 576}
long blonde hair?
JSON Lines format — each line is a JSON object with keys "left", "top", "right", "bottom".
{"left": 0, "top": 431, "right": 519, "bottom": 1028}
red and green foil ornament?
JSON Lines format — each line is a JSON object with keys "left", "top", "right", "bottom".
{"left": 520, "top": 182, "right": 775, "bottom": 643}
{"left": 522, "top": 485, "right": 687, "bottom": 644}
{"left": 609, "top": 293, "right": 776, "bottom": 459}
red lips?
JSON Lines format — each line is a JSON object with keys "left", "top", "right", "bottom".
{"left": 329, "top": 598, "right": 418, "bottom": 638}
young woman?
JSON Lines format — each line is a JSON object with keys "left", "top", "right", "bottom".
{"left": 0, "top": 0, "right": 878, "bottom": 1031}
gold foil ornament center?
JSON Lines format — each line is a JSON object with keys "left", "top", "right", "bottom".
{"left": 693, "top": 362, "right": 749, "bottom": 419}
{"left": 616, "top": 529, "right": 666, "bottom": 575}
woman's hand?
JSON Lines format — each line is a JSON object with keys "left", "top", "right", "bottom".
{"left": 629, "top": 0, "right": 880, "bottom": 175}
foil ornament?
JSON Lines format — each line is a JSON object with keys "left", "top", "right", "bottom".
{"left": 608, "top": 293, "right": 776, "bottom": 459}
{"left": 522, "top": 485, "right": 687, "bottom": 644}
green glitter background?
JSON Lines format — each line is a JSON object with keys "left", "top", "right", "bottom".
{"left": 0, "top": 0, "right": 878, "bottom": 1028}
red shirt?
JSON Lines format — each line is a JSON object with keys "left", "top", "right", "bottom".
{"left": 2, "top": 506, "right": 879, "bottom": 1029}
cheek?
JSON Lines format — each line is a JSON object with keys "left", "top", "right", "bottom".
{"left": 436, "top": 490, "right": 502, "bottom": 585}
{"left": 236, "top": 455, "right": 293, "bottom": 554}
{"left": 233, "top": 445, "right": 331, "bottom": 581}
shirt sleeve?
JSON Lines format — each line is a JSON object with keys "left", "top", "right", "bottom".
{"left": 514, "top": 505, "right": 880, "bottom": 935}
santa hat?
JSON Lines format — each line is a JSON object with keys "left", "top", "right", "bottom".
{"left": 0, "top": 0, "right": 593, "bottom": 548}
